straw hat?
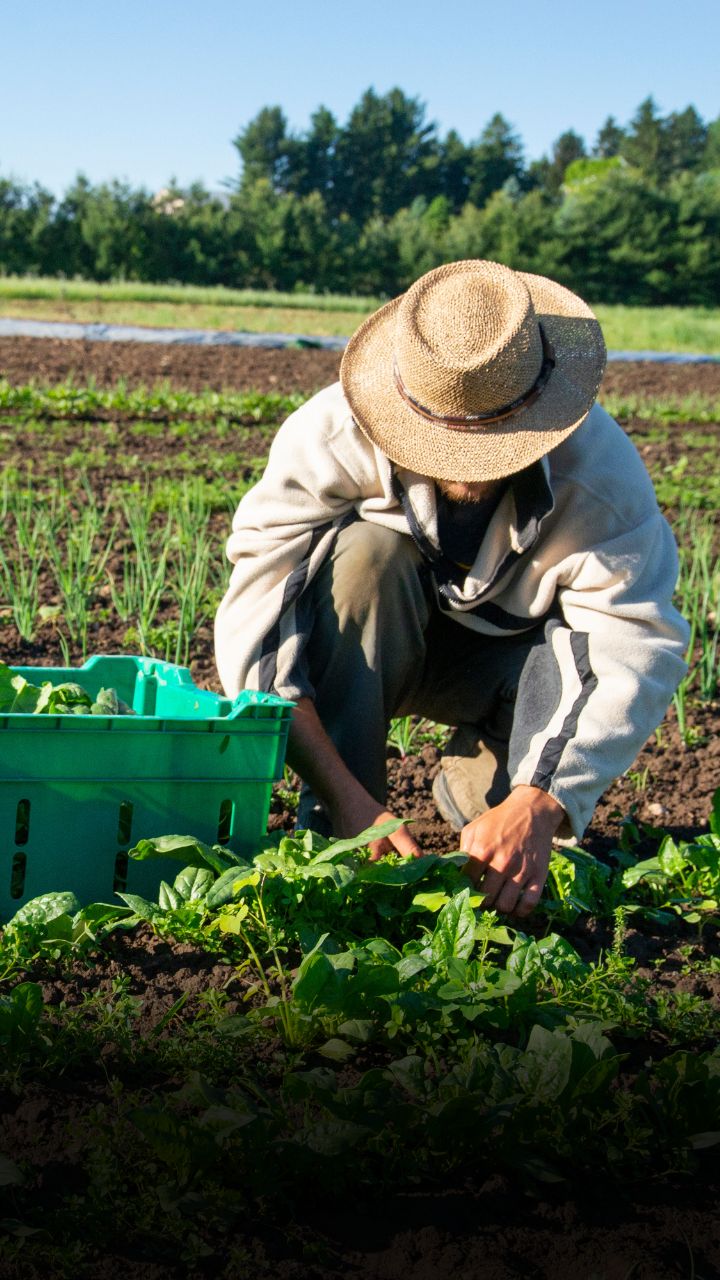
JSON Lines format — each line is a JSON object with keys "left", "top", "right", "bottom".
{"left": 340, "top": 260, "right": 607, "bottom": 482}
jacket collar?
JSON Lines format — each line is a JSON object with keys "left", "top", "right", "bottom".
{"left": 510, "top": 455, "right": 554, "bottom": 553}
{"left": 392, "top": 456, "right": 555, "bottom": 603}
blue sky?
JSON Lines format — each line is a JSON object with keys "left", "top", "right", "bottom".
{"left": 3, "top": 0, "right": 717, "bottom": 196}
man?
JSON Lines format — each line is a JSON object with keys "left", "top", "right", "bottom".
{"left": 215, "top": 260, "right": 688, "bottom": 916}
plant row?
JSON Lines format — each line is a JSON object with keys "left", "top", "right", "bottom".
{"left": 2, "top": 808, "right": 719, "bottom": 1204}
{"left": 0, "top": 458, "right": 717, "bottom": 728}
{"left": 0, "top": 477, "right": 229, "bottom": 665}
{"left": 0, "top": 378, "right": 304, "bottom": 424}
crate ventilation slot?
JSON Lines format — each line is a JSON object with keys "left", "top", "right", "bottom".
{"left": 117, "top": 802, "right": 134, "bottom": 846}
{"left": 113, "top": 851, "right": 129, "bottom": 894}
{"left": 10, "top": 852, "right": 27, "bottom": 900}
{"left": 217, "top": 799, "right": 234, "bottom": 844}
{"left": 15, "top": 799, "right": 30, "bottom": 846}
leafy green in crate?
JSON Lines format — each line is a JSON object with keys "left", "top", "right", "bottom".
{"left": 0, "top": 661, "right": 134, "bottom": 715}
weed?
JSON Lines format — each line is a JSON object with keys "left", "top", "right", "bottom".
{"left": 387, "top": 715, "right": 451, "bottom": 756}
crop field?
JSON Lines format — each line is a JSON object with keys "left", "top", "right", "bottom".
{"left": 0, "top": 336, "right": 719, "bottom": 1280}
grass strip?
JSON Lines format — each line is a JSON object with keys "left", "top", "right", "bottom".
{"left": 601, "top": 391, "right": 720, "bottom": 423}
{"left": 0, "top": 274, "right": 384, "bottom": 312}
{"left": 594, "top": 303, "right": 720, "bottom": 357}
{"left": 1, "top": 279, "right": 719, "bottom": 352}
{"left": 0, "top": 297, "right": 366, "bottom": 337}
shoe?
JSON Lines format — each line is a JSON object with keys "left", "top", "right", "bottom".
{"left": 432, "top": 768, "right": 471, "bottom": 832}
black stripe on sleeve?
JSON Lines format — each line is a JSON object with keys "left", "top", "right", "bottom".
{"left": 529, "top": 631, "right": 598, "bottom": 791}
{"left": 257, "top": 513, "right": 355, "bottom": 694}
{"left": 257, "top": 523, "right": 329, "bottom": 693}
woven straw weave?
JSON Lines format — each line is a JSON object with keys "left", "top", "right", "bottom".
{"left": 340, "top": 260, "right": 606, "bottom": 481}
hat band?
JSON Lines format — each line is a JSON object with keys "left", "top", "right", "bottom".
{"left": 392, "top": 326, "right": 556, "bottom": 431}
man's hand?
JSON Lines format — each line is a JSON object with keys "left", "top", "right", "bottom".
{"left": 460, "top": 785, "right": 565, "bottom": 917}
{"left": 287, "top": 697, "right": 423, "bottom": 861}
{"left": 328, "top": 792, "right": 422, "bottom": 862}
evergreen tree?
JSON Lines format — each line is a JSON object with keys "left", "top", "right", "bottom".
{"left": 437, "top": 129, "right": 471, "bottom": 213}
{"left": 466, "top": 113, "right": 525, "bottom": 207}
{"left": 671, "top": 169, "right": 720, "bottom": 304}
{"left": 704, "top": 116, "right": 720, "bottom": 169}
{"left": 292, "top": 106, "right": 339, "bottom": 201}
{"left": 553, "top": 167, "right": 678, "bottom": 302}
{"left": 545, "top": 130, "right": 587, "bottom": 193}
{"left": 233, "top": 106, "right": 292, "bottom": 192}
{"left": 0, "top": 179, "right": 56, "bottom": 274}
{"left": 621, "top": 96, "right": 667, "bottom": 178}
{"left": 593, "top": 116, "right": 624, "bottom": 158}
{"left": 331, "top": 87, "right": 439, "bottom": 224}
{"left": 664, "top": 105, "right": 708, "bottom": 174}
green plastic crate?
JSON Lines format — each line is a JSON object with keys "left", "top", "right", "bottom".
{"left": 0, "top": 655, "right": 293, "bottom": 918}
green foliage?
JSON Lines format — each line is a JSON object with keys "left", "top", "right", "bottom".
{"left": 387, "top": 714, "right": 450, "bottom": 757}
{"left": 564, "top": 156, "right": 624, "bottom": 187}
{"left": 0, "top": 661, "right": 133, "bottom": 715}
{"left": 1, "top": 93, "right": 719, "bottom": 299}
{"left": 0, "top": 982, "right": 44, "bottom": 1057}
{"left": 0, "top": 894, "right": 133, "bottom": 985}
{"left": 622, "top": 830, "right": 720, "bottom": 927}
{"left": 1, "top": 793, "right": 719, "bottom": 1260}
{"left": 0, "top": 377, "right": 304, "bottom": 424}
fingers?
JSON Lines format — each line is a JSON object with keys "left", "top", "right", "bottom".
{"left": 494, "top": 875, "right": 526, "bottom": 915}
{"left": 513, "top": 878, "right": 544, "bottom": 918}
{"left": 471, "top": 864, "right": 524, "bottom": 913}
{"left": 368, "top": 837, "right": 394, "bottom": 862}
{"left": 467, "top": 863, "right": 542, "bottom": 915}
{"left": 460, "top": 823, "right": 495, "bottom": 862}
{"left": 368, "top": 826, "right": 422, "bottom": 861}
{"left": 459, "top": 800, "right": 553, "bottom": 917}
{"left": 464, "top": 846, "right": 549, "bottom": 915}
{"left": 391, "top": 825, "right": 423, "bottom": 859}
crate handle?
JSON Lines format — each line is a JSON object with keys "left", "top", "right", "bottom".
{"left": 132, "top": 672, "right": 158, "bottom": 715}
{"left": 226, "top": 691, "right": 295, "bottom": 719}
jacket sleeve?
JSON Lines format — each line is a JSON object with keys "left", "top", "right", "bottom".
{"left": 214, "top": 387, "right": 377, "bottom": 700}
{"left": 508, "top": 509, "right": 689, "bottom": 839}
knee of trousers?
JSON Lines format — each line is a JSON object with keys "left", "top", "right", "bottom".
{"left": 328, "top": 520, "right": 429, "bottom": 628}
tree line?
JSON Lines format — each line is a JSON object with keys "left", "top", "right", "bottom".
{"left": 2, "top": 91, "right": 719, "bottom": 304}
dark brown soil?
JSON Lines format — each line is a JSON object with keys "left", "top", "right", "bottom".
{"left": 2, "top": 333, "right": 720, "bottom": 398}
{"left": 0, "top": 334, "right": 343, "bottom": 394}
{"left": 1, "top": 342, "right": 718, "bottom": 885}
{"left": 1, "top": 340, "right": 719, "bottom": 1280}
{"left": 1, "top": 340, "right": 716, "bottom": 867}
{"left": 2, "top": 917, "right": 719, "bottom": 1280}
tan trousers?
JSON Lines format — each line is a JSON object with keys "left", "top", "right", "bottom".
{"left": 298, "top": 520, "right": 545, "bottom": 831}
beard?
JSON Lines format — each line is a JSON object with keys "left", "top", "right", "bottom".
{"left": 433, "top": 478, "right": 502, "bottom": 505}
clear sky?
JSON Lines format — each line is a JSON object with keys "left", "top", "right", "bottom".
{"left": 2, "top": 0, "right": 717, "bottom": 196}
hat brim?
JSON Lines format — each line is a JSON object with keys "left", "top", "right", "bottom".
{"left": 340, "top": 270, "right": 607, "bottom": 482}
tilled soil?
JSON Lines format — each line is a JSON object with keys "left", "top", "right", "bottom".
{"left": 2, "top": 915, "right": 719, "bottom": 1280}
{"left": 0, "top": 334, "right": 344, "bottom": 394}
{"left": 1, "top": 339, "right": 719, "bottom": 1280}
{"left": 2, "top": 333, "right": 720, "bottom": 397}
{"left": 1, "top": 343, "right": 718, "bottom": 877}
{"left": 0, "top": 339, "right": 717, "bottom": 867}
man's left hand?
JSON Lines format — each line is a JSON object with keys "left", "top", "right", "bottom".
{"left": 460, "top": 785, "right": 565, "bottom": 917}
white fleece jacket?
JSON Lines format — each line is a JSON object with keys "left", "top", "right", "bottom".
{"left": 215, "top": 382, "right": 689, "bottom": 838}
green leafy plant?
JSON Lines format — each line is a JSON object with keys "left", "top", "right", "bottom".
{"left": 0, "top": 661, "right": 134, "bottom": 715}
